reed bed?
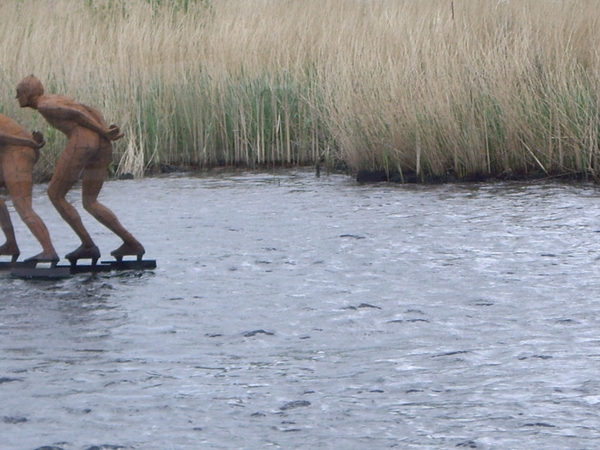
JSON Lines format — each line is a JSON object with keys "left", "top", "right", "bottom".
{"left": 0, "top": 0, "right": 599, "bottom": 181}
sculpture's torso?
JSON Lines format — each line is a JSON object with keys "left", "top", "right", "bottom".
{"left": 38, "top": 94, "right": 106, "bottom": 140}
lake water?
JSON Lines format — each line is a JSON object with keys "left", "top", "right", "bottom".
{"left": 1, "top": 169, "right": 600, "bottom": 449}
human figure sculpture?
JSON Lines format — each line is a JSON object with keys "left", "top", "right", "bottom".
{"left": 16, "top": 75, "right": 145, "bottom": 265}
{"left": 0, "top": 114, "right": 59, "bottom": 264}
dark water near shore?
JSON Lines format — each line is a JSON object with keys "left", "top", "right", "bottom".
{"left": 2, "top": 170, "right": 600, "bottom": 449}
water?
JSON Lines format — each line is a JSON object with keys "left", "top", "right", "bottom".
{"left": 1, "top": 170, "right": 600, "bottom": 449}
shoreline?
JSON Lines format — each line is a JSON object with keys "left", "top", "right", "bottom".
{"left": 111, "top": 162, "right": 600, "bottom": 186}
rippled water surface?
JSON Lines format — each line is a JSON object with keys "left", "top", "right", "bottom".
{"left": 2, "top": 170, "right": 600, "bottom": 449}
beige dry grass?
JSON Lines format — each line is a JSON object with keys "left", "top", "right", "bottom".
{"left": 0, "top": 0, "right": 599, "bottom": 181}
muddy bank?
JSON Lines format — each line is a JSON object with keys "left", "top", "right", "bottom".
{"left": 355, "top": 168, "right": 598, "bottom": 184}
{"left": 138, "top": 162, "right": 599, "bottom": 186}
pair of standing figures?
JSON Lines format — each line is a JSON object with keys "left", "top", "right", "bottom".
{"left": 0, "top": 75, "right": 144, "bottom": 266}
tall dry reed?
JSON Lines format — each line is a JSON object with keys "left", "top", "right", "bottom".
{"left": 0, "top": 0, "right": 599, "bottom": 181}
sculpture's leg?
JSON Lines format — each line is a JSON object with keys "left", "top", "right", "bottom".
{"left": 0, "top": 153, "right": 19, "bottom": 262}
{"left": 4, "top": 147, "right": 58, "bottom": 264}
{"left": 47, "top": 134, "right": 98, "bottom": 264}
{"left": 0, "top": 197, "right": 19, "bottom": 262}
{"left": 81, "top": 140, "right": 144, "bottom": 262}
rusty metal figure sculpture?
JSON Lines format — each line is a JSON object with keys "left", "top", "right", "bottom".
{"left": 0, "top": 114, "right": 59, "bottom": 264}
{"left": 16, "top": 75, "right": 145, "bottom": 265}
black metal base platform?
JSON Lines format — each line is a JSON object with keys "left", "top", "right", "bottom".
{"left": 6, "top": 259, "right": 157, "bottom": 279}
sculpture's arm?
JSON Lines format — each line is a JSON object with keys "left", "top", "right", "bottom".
{"left": 0, "top": 132, "right": 43, "bottom": 149}
{"left": 38, "top": 104, "right": 123, "bottom": 141}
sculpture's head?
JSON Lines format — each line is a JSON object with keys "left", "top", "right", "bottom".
{"left": 16, "top": 75, "right": 44, "bottom": 108}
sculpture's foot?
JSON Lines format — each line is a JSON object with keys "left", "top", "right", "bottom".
{"left": 111, "top": 242, "right": 145, "bottom": 263}
{"left": 24, "top": 252, "right": 60, "bottom": 268}
{"left": 66, "top": 245, "right": 100, "bottom": 266}
{"left": 0, "top": 243, "right": 20, "bottom": 263}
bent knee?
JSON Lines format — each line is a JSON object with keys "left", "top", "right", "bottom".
{"left": 11, "top": 199, "right": 32, "bottom": 214}
{"left": 47, "top": 185, "right": 57, "bottom": 200}
{"left": 82, "top": 197, "right": 98, "bottom": 212}
{"left": 47, "top": 185, "right": 65, "bottom": 205}
{"left": 15, "top": 209, "right": 37, "bottom": 224}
